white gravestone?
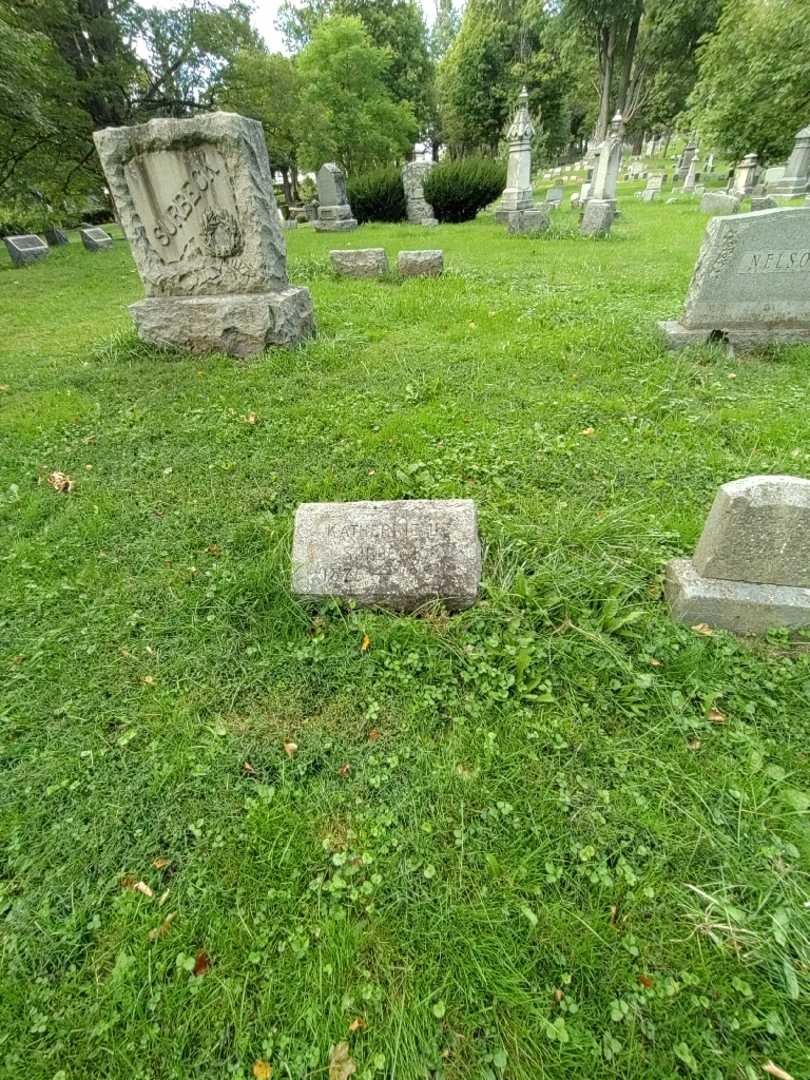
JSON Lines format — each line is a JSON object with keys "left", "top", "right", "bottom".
{"left": 402, "top": 162, "right": 438, "bottom": 226}
{"left": 313, "top": 163, "right": 358, "bottom": 232}
{"left": 93, "top": 112, "right": 314, "bottom": 357}
{"left": 3, "top": 234, "right": 49, "bottom": 267}
{"left": 666, "top": 476, "right": 810, "bottom": 634}
{"left": 495, "top": 87, "right": 536, "bottom": 224}
{"left": 658, "top": 206, "right": 810, "bottom": 350}
{"left": 292, "top": 500, "right": 481, "bottom": 612}
{"left": 732, "top": 153, "right": 759, "bottom": 196}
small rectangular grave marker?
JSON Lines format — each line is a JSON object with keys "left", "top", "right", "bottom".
{"left": 80, "top": 226, "right": 113, "bottom": 251}
{"left": 3, "top": 234, "right": 49, "bottom": 267}
{"left": 292, "top": 499, "right": 481, "bottom": 611}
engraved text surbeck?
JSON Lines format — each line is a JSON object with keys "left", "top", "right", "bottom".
{"left": 737, "top": 249, "right": 810, "bottom": 274}
{"left": 124, "top": 148, "right": 241, "bottom": 263}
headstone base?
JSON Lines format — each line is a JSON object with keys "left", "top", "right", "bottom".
{"left": 580, "top": 199, "right": 614, "bottom": 237}
{"left": 657, "top": 319, "right": 810, "bottom": 352}
{"left": 397, "top": 250, "right": 443, "bottom": 276}
{"left": 329, "top": 248, "right": 388, "bottom": 277}
{"left": 506, "top": 207, "right": 550, "bottom": 235}
{"left": 313, "top": 218, "right": 358, "bottom": 232}
{"left": 665, "top": 559, "right": 810, "bottom": 634}
{"left": 130, "top": 287, "right": 315, "bottom": 357}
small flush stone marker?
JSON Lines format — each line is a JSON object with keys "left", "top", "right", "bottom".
{"left": 292, "top": 499, "right": 481, "bottom": 612}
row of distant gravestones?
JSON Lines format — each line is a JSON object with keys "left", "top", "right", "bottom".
{"left": 2, "top": 225, "right": 113, "bottom": 267}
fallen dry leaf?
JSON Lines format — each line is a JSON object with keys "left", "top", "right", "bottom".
{"left": 691, "top": 623, "right": 714, "bottom": 636}
{"left": 207, "top": 544, "right": 222, "bottom": 556}
{"left": 329, "top": 1042, "right": 357, "bottom": 1080}
{"left": 348, "top": 1017, "right": 366, "bottom": 1032}
{"left": 242, "top": 761, "right": 258, "bottom": 776}
{"left": 687, "top": 737, "right": 702, "bottom": 751}
{"left": 708, "top": 708, "right": 727, "bottom": 725}
{"left": 192, "top": 950, "right": 210, "bottom": 976}
{"left": 0, "top": 384, "right": 9, "bottom": 392}
{"left": 552, "top": 989, "right": 564, "bottom": 1003}
{"left": 142, "top": 675, "right": 155, "bottom": 686}
{"left": 121, "top": 877, "right": 154, "bottom": 898}
{"left": 47, "top": 471, "right": 74, "bottom": 493}
{"left": 338, "top": 762, "right": 351, "bottom": 778}
{"left": 152, "top": 857, "right": 171, "bottom": 870}
{"left": 360, "top": 634, "right": 371, "bottom": 652}
{"left": 763, "top": 1063, "right": 794, "bottom": 1080}
{"left": 727, "top": 372, "right": 737, "bottom": 379}
{"left": 367, "top": 729, "right": 381, "bottom": 742}
{"left": 252, "top": 1061, "right": 272, "bottom": 1080}
{"left": 638, "top": 974, "right": 653, "bottom": 989}
{"left": 243, "top": 411, "right": 258, "bottom": 425}
{"left": 649, "top": 658, "right": 663, "bottom": 667}
{"left": 147, "top": 911, "right": 176, "bottom": 941}
{"left": 580, "top": 426, "right": 596, "bottom": 436}
{"left": 158, "top": 888, "right": 170, "bottom": 906}
{"left": 283, "top": 741, "right": 298, "bottom": 758}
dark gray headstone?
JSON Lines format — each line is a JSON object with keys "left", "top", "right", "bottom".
{"left": 45, "top": 227, "right": 69, "bottom": 246}
{"left": 80, "top": 226, "right": 114, "bottom": 251}
{"left": 3, "top": 234, "right": 49, "bottom": 267}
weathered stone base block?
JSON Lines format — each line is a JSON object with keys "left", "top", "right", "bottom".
{"left": 397, "top": 250, "right": 443, "bottom": 276}
{"left": 665, "top": 559, "right": 810, "bottom": 634}
{"left": 330, "top": 248, "right": 388, "bottom": 278}
{"left": 313, "top": 218, "right": 358, "bottom": 232}
{"left": 130, "top": 287, "right": 315, "bottom": 357}
{"left": 657, "top": 320, "right": 810, "bottom": 352}
{"left": 507, "top": 207, "right": 550, "bottom": 235}
{"left": 580, "top": 199, "right": 614, "bottom": 237}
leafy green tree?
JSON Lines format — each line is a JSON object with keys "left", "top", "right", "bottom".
{"left": 687, "top": 0, "right": 810, "bottom": 162}
{"left": 278, "top": 0, "right": 433, "bottom": 132}
{"left": 218, "top": 48, "right": 302, "bottom": 200}
{"left": 296, "top": 15, "right": 417, "bottom": 173}
{"left": 431, "top": 0, "right": 460, "bottom": 59}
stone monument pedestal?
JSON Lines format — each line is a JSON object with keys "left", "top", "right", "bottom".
{"left": 580, "top": 199, "right": 614, "bottom": 237}
{"left": 130, "top": 288, "right": 315, "bottom": 358}
{"left": 657, "top": 320, "right": 810, "bottom": 352}
{"left": 313, "top": 206, "right": 358, "bottom": 232}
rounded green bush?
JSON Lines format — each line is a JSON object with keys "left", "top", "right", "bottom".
{"left": 347, "top": 167, "right": 406, "bottom": 224}
{"left": 423, "top": 158, "right": 507, "bottom": 223}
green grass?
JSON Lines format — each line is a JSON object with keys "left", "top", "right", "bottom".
{"left": 2, "top": 192, "right": 810, "bottom": 1080}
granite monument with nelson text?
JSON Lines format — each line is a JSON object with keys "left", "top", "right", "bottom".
{"left": 93, "top": 111, "right": 315, "bottom": 357}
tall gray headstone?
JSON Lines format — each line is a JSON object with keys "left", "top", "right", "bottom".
{"left": 769, "top": 124, "right": 810, "bottom": 197}
{"left": 3, "top": 234, "right": 49, "bottom": 267}
{"left": 402, "top": 161, "right": 438, "bottom": 226}
{"left": 495, "top": 87, "right": 536, "bottom": 224}
{"left": 314, "top": 163, "right": 358, "bottom": 232}
{"left": 291, "top": 499, "right": 481, "bottom": 612}
{"left": 580, "top": 112, "right": 623, "bottom": 237}
{"left": 658, "top": 206, "right": 810, "bottom": 350}
{"left": 93, "top": 111, "right": 314, "bottom": 357}
{"left": 732, "top": 153, "right": 759, "bottom": 196}
{"left": 666, "top": 476, "right": 810, "bottom": 633}
{"left": 678, "top": 138, "right": 697, "bottom": 181}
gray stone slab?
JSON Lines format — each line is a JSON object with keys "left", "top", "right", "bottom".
{"left": 751, "top": 196, "right": 777, "bottom": 211}
{"left": 313, "top": 217, "right": 358, "bottom": 232}
{"left": 129, "top": 288, "right": 314, "bottom": 356}
{"left": 316, "top": 162, "right": 348, "bottom": 208}
{"left": 700, "top": 191, "right": 740, "bottom": 215}
{"left": 665, "top": 559, "right": 810, "bottom": 634}
{"left": 80, "top": 226, "right": 113, "bottom": 251}
{"left": 545, "top": 186, "right": 564, "bottom": 206}
{"left": 580, "top": 199, "right": 614, "bottom": 237}
{"left": 45, "top": 227, "right": 69, "bottom": 246}
{"left": 292, "top": 499, "right": 481, "bottom": 611}
{"left": 329, "top": 248, "right": 388, "bottom": 277}
{"left": 692, "top": 475, "right": 810, "bottom": 587}
{"left": 3, "top": 234, "right": 49, "bottom": 266}
{"left": 402, "top": 162, "right": 438, "bottom": 226}
{"left": 507, "top": 207, "right": 550, "bottom": 235}
{"left": 397, "top": 249, "right": 443, "bottom": 276}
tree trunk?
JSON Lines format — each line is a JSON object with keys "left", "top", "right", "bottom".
{"left": 616, "top": 7, "right": 642, "bottom": 115}
{"left": 595, "top": 24, "right": 615, "bottom": 142}
{"left": 280, "top": 167, "right": 292, "bottom": 206}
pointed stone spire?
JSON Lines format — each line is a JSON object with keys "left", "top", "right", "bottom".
{"left": 496, "top": 86, "right": 537, "bottom": 222}
{"left": 506, "top": 86, "right": 535, "bottom": 144}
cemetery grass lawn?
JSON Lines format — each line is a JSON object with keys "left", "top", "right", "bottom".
{"left": 2, "top": 196, "right": 810, "bottom": 1080}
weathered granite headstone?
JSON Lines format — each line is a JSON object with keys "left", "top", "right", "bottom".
{"left": 402, "top": 162, "right": 438, "bottom": 226}
{"left": 313, "top": 163, "right": 358, "bottom": 232}
{"left": 291, "top": 499, "right": 481, "bottom": 611}
{"left": 495, "top": 87, "right": 536, "bottom": 224}
{"left": 93, "top": 112, "right": 314, "bottom": 357}
{"left": 507, "top": 207, "right": 550, "bottom": 235}
{"left": 80, "top": 226, "right": 113, "bottom": 251}
{"left": 764, "top": 166, "right": 786, "bottom": 189}
{"left": 3, "top": 234, "right": 49, "bottom": 267}
{"left": 704, "top": 153, "right": 715, "bottom": 174}
{"left": 580, "top": 112, "right": 623, "bottom": 237}
{"left": 397, "top": 249, "right": 443, "bottom": 276}
{"left": 682, "top": 155, "right": 698, "bottom": 194}
{"left": 45, "top": 227, "right": 69, "bottom": 247}
{"left": 701, "top": 191, "right": 740, "bottom": 215}
{"left": 666, "top": 476, "right": 810, "bottom": 633}
{"left": 769, "top": 124, "right": 810, "bottom": 197}
{"left": 545, "top": 186, "right": 564, "bottom": 207}
{"left": 678, "top": 138, "right": 697, "bottom": 181}
{"left": 658, "top": 206, "right": 810, "bottom": 349}
{"left": 751, "top": 195, "right": 777, "bottom": 211}
{"left": 732, "top": 153, "right": 759, "bottom": 196}
{"left": 329, "top": 248, "right": 388, "bottom": 278}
